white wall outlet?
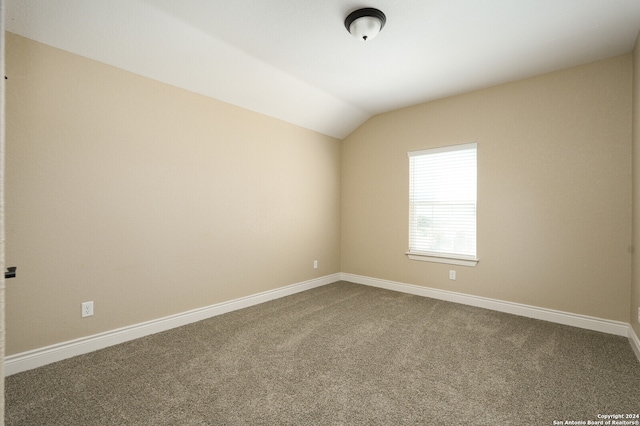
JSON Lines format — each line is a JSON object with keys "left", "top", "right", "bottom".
{"left": 314, "top": 260, "right": 318, "bottom": 269}
{"left": 82, "top": 301, "right": 94, "bottom": 318}
{"left": 449, "top": 270, "right": 456, "bottom": 280}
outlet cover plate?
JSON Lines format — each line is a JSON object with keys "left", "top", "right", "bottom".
{"left": 82, "top": 301, "right": 94, "bottom": 318}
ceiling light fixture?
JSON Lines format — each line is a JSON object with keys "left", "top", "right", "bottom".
{"left": 344, "top": 8, "right": 386, "bottom": 41}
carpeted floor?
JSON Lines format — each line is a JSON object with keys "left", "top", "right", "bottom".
{"left": 5, "top": 281, "right": 640, "bottom": 425}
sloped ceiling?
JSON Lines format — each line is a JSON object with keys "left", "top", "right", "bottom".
{"left": 7, "top": 0, "right": 640, "bottom": 138}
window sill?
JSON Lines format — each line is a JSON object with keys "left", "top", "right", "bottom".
{"left": 406, "top": 252, "right": 478, "bottom": 267}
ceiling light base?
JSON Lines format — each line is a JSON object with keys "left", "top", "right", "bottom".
{"left": 345, "top": 8, "right": 386, "bottom": 41}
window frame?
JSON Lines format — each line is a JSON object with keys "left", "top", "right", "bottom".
{"left": 406, "top": 142, "right": 479, "bottom": 267}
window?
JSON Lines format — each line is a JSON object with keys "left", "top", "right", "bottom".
{"left": 407, "top": 142, "right": 478, "bottom": 266}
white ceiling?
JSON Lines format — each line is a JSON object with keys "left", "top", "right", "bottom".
{"left": 7, "top": 0, "right": 640, "bottom": 139}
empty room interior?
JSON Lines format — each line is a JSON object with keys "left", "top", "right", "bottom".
{"left": 3, "top": 0, "right": 640, "bottom": 424}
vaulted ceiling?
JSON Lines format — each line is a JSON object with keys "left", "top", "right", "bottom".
{"left": 7, "top": 0, "right": 640, "bottom": 138}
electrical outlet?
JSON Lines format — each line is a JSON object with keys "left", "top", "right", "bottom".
{"left": 637, "top": 307, "right": 640, "bottom": 324}
{"left": 82, "top": 301, "right": 94, "bottom": 318}
{"left": 314, "top": 260, "right": 318, "bottom": 269}
{"left": 449, "top": 270, "right": 456, "bottom": 280}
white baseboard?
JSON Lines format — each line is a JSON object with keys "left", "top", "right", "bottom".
{"left": 340, "top": 273, "right": 630, "bottom": 337}
{"left": 7, "top": 272, "right": 637, "bottom": 376}
{"left": 4, "top": 273, "right": 341, "bottom": 376}
{"left": 630, "top": 326, "right": 640, "bottom": 363}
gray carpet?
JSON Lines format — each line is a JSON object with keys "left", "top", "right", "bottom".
{"left": 5, "top": 281, "right": 640, "bottom": 425}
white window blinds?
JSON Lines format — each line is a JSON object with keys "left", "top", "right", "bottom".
{"left": 408, "top": 143, "right": 477, "bottom": 264}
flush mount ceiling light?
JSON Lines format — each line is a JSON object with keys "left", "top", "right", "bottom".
{"left": 344, "top": 8, "right": 386, "bottom": 41}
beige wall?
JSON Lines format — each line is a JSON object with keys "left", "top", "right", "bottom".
{"left": 5, "top": 33, "right": 341, "bottom": 355}
{"left": 632, "top": 34, "right": 640, "bottom": 339}
{"left": 6, "top": 30, "right": 638, "bottom": 357}
{"left": 342, "top": 55, "right": 633, "bottom": 322}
